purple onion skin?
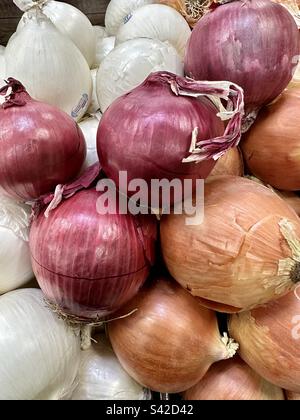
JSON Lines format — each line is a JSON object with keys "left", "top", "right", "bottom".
{"left": 29, "top": 189, "right": 157, "bottom": 321}
{"left": 0, "top": 91, "right": 86, "bottom": 201}
{"left": 185, "top": 0, "right": 300, "bottom": 111}
{"left": 97, "top": 76, "right": 224, "bottom": 200}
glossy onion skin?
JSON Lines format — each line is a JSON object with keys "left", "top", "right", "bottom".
{"left": 29, "top": 189, "right": 157, "bottom": 320}
{"left": 108, "top": 277, "right": 232, "bottom": 393}
{"left": 229, "top": 292, "right": 300, "bottom": 392}
{"left": 97, "top": 76, "right": 224, "bottom": 200}
{"left": 161, "top": 176, "right": 300, "bottom": 312}
{"left": 184, "top": 357, "right": 284, "bottom": 400}
{"left": 0, "top": 92, "right": 86, "bottom": 201}
{"left": 185, "top": 0, "right": 299, "bottom": 110}
{"left": 242, "top": 88, "right": 300, "bottom": 191}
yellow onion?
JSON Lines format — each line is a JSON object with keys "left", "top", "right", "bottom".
{"left": 285, "top": 390, "right": 300, "bottom": 400}
{"left": 156, "top": 0, "right": 210, "bottom": 27}
{"left": 229, "top": 291, "right": 300, "bottom": 392}
{"left": 108, "top": 276, "right": 238, "bottom": 393}
{"left": 242, "top": 88, "right": 300, "bottom": 191}
{"left": 183, "top": 357, "right": 284, "bottom": 400}
{"left": 208, "top": 147, "right": 244, "bottom": 179}
{"left": 161, "top": 176, "right": 300, "bottom": 313}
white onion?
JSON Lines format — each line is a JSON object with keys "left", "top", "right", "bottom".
{"left": 94, "top": 25, "right": 107, "bottom": 39}
{"left": 0, "top": 55, "right": 5, "bottom": 80}
{"left": 0, "top": 289, "right": 81, "bottom": 400}
{"left": 97, "top": 38, "right": 184, "bottom": 112}
{"left": 94, "top": 36, "right": 116, "bottom": 68}
{"left": 87, "top": 69, "right": 100, "bottom": 114}
{"left": 0, "top": 196, "right": 33, "bottom": 295}
{"left": 79, "top": 113, "right": 102, "bottom": 169}
{"left": 105, "top": 0, "right": 154, "bottom": 35}
{"left": 116, "top": 4, "right": 191, "bottom": 58}
{"left": 92, "top": 26, "right": 108, "bottom": 68}
{"left": 6, "top": 8, "right": 92, "bottom": 121}
{"left": 16, "top": 0, "right": 96, "bottom": 67}
{"left": 70, "top": 335, "right": 150, "bottom": 400}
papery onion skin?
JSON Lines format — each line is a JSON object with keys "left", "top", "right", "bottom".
{"left": 183, "top": 356, "right": 284, "bottom": 400}
{"left": 278, "top": 191, "right": 300, "bottom": 217}
{"left": 242, "top": 88, "right": 300, "bottom": 191}
{"left": 108, "top": 276, "right": 238, "bottom": 393}
{"left": 229, "top": 291, "right": 300, "bottom": 392}
{"left": 70, "top": 335, "right": 149, "bottom": 400}
{"left": 185, "top": 0, "right": 300, "bottom": 114}
{"left": 29, "top": 189, "right": 157, "bottom": 321}
{"left": 0, "top": 80, "right": 86, "bottom": 201}
{"left": 97, "top": 72, "right": 225, "bottom": 202}
{"left": 0, "top": 289, "right": 81, "bottom": 400}
{"left": 161, "top": 176, "right": 300, "bottom": 313}
{"left": 208, "top": 147, "right": 244, "bottom": 178}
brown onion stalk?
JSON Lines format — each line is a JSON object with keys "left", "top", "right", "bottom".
{"left": 242, "top": 88, "right": 300, "bottom": 191}
{"left": 161, "top": 176, "right": 300, "bottom": 312}
{"left": 229, "top": 291, "right": 300, "bottom": 392}
{"left": 183, "top": 357, "right": 284, "bottom": 400}
{"left": 157, "top": 0, "right": 211, "bottom": 27}
{"left": 108, "top": 277, "right": 238, "bottom": 393}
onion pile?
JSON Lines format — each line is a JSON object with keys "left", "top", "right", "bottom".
{"left": 0, "top": 196, "right": 33, "bottom": 294}
{"left": 229, "top": 290, "right": 300, "bottom": 392}
{"left": 97, "top": 71, "right": 244, "bottom": 205}
{"left": 0, "top": 79, "right": 86, "bottom": 201}
{"left": 161, "top": 176, "right": 300, "bottom": 312}
{"left": 242, "top": 87, "right": 300, "bottom": 191}
{"left": 16, "top": 0, "right": 96, "bottom": 67}
{"left": 108, "top": 276, "right": 238, "bottom": 393}
{"left": 93, "top": 36, "right": 116, "bottom": 68}
{"left": 29, "top": 188, "right": 157, "bottom": 321}
{"left": 115, "top": 4, "right": 192, "bottom": 58}
{"left": 96, "top": 38, "right": 183, "bottom": 112}
{"left": 0, "top": 289, "right": 81, "bottom": 400}
{"left": 6, "top": 4, "right": 92, "bottom": 120}
{"left": 185, "top": 0, "right": 300, "bottom": 121}
{"left": 70, "top": 335, "right": 150, "bottom": 400}
{"left": 184, "top": 357, "right": 284, "bottom": 400}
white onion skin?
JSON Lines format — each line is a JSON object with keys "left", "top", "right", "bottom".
{"left": 0, "top": 289, "right": 81, "bottom": 400}
{"left": 70, "top": 335, "right": 149, "bottom": 400}
{"left": 97, "top": 38, "right": 184, "bottom": 112}
{"left": 105, "top": 0, "right": 155, "bottom": 35}
{"left": 229, "top": 291, "right": 300, "bottom": 392}
{"left": 183, "top": 357, "right": 284, "bottom": 400}
{"left": 79, "top": 114, "right": 101, "bottom": 170}
{"left": 116, "top": 4, "right": 192, "bottom": 58}
{"left": 161, "top": 176, "right": 300, "bottom": 312}
{"left": 109, "top": 277, "right": 237, "bottom": 393}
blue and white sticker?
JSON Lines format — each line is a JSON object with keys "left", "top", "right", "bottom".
{"left": 71, "top": 93, "right": 89, "bottom": 119}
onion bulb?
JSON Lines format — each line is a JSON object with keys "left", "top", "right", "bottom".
{"left": 0, "top": 78, "right": 86, "bottom": 201}
{"left": 273, "top": 0, "right": 300, "bottom": 27}
{"left": 29, "top": 188, "right": 157, "bottom": 321}
{"left": 108, "top": 276, "right": 238, "bottom": 393}
{"left": 0, "top": 289, "right": 81, "bottom": 400}
{"left": 229, "top": 290, "right": 300, "bottom": 392}
{"left": 79, "top": 113, "right": 102, "bottom": 170}
{"left": 16, "top": 0, "right": 96, "bottom": 67}
{"left": 161, "top": 176, "right": 300, "bottom": 313}
{"left": 96, "top": 38, "right": 184, "bottom": 112}
{"left": 185, "top": 0, "right": 300, "bottom": 120}
{"left": 70, "top": 335, "right": 150, "bottom": 400}
{"left": 94, "top": 36, "right": 116, "bottom": 68}
{"left": 208, "top": 147, "right": 244, "bottom": 179}
{"left": 0, "top": 196, "right": 33, "bottom": 294}
{"left": 286, "top": 391, "right": 300, "bottom": 400}
{"left": 116, "top": 4, "right": 192, "bottom": 58}
{"left": 242, "top": 87, "right": 300, "bottom": 191}
{"left": 6, "top": 6, "right": 92, "bottom": 121}
{"left": 105, "top": 0, "right": 155, "bottom": 35}
{"left": 183, "top": 357, "right": 284, "bottom": 400}
{"left": 87, "top": 69, "right": 100, "bottom": 114}
{"left": 278, "top": 192, "right": 300, "bottom": 217}
{"left": 0, "top": 49, "right": 5, "bottom": 79}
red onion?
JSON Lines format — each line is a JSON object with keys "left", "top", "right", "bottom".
{"left": 29, "top": 188, "right": 157, "bottom": 321}
{"left": 0, "top": 78, "right": 86, "bottom": 201}
{"left": 97, "top": 71, "right": 244, "bottom": 204}
{"left": 185, "top": 0, "right": 300, "bottom": 123}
